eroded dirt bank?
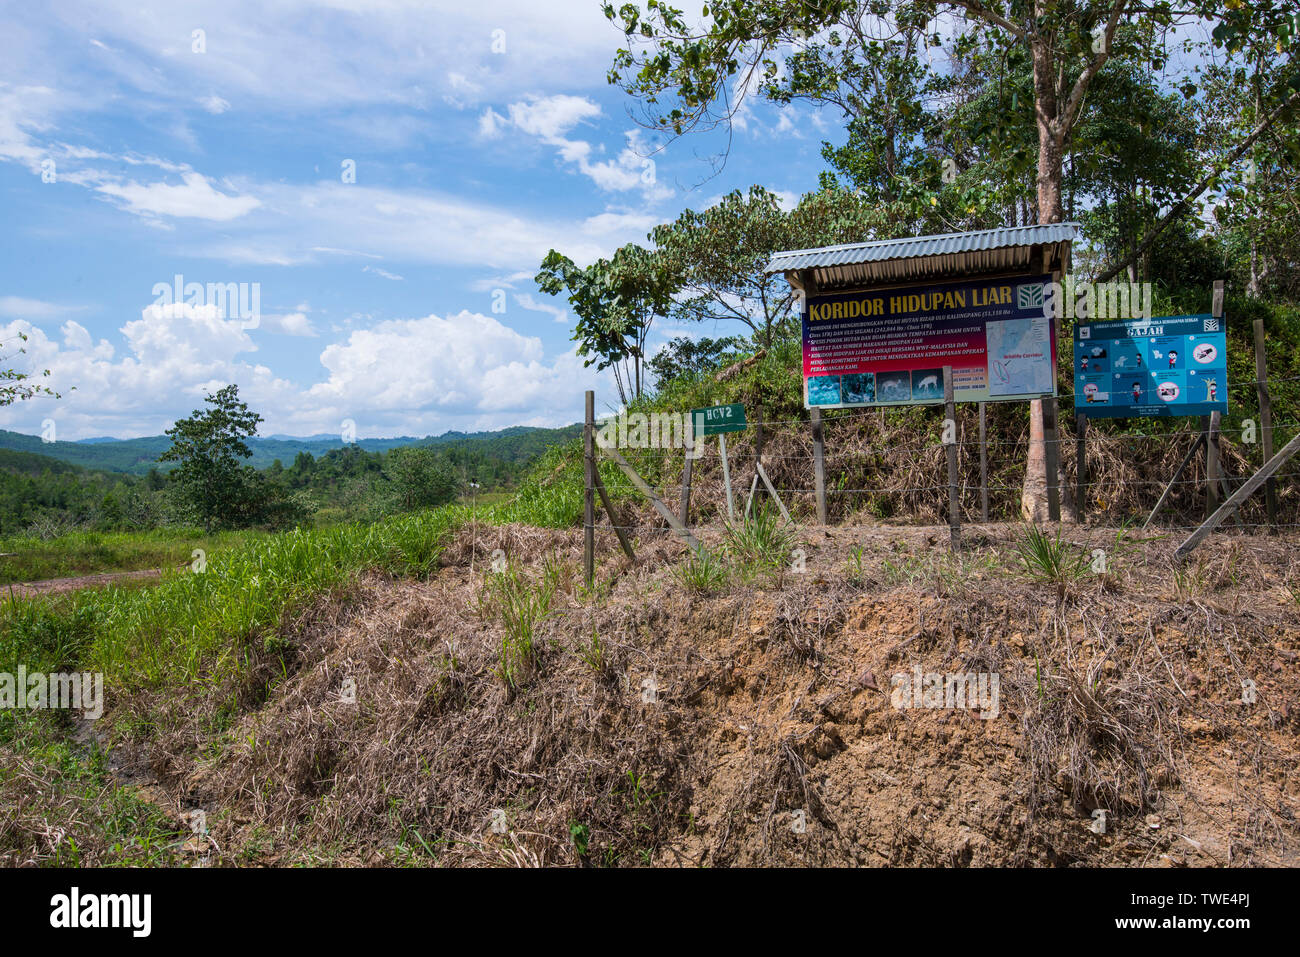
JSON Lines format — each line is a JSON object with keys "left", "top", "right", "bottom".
{"left": 108, "top": 523, "right": 1300, "bottom": 866}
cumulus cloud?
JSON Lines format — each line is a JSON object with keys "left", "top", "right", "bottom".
{"left": 0, "top": 307, "right": 608, "bottom": 439}
{"left": 477, "top": 106, "right": 506, "bottom": 139}
{"left": 507, "top": 94, "right": 602, "bottom": 139}
{"left": 496, "top": 94, "right": 673, "bottom": 201}
{"left": 260, "top": 311, "right": 317, "bottom": 337}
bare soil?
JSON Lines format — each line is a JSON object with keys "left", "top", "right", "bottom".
{"left": 102, "top": 522, "right": 1300, "bottom": 867}
{"left": 5, "top": 568, "right": 164, "bottom": 597}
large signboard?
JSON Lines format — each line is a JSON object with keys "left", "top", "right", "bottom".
{"left": 1073, "top": 313, "right": 1228, "bottom": 418}
{"left": 802, "top": 274, "right": 1057, "bottom": 409}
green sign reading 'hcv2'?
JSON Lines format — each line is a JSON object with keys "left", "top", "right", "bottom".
{"left": 691, "top": 403, "right": 747, "bottom": 436}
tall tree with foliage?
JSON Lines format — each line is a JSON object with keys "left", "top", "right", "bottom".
{"left": 160, "top": 385, "right": 264, "bottom": 532}
{"left": 603, "top": 0, "right": 1297, "bottom": 518}
{"left": 537, "top": 242, "right": 679, "bottom": 405}
{"left": 654, "top": 184, "right": 881, "bottom": 349}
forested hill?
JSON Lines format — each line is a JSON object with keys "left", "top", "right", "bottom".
{"left": 0, "top": 424, "right": 581, "bottom": 475}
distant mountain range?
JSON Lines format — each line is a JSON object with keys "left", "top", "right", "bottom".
{"left": 0, "top": 424, "right": 581, "bottom": 475}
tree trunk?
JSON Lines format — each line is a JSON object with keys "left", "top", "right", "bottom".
{"left": 1022, "top": 29, "right": 1064, "bottom": 522}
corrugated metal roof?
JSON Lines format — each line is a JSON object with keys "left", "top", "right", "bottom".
{"left": 766, "top": 223, "right": 1081, "bottom": 284}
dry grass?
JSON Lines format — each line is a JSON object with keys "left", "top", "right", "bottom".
{"left": 609, "top": 406, "right": 1292, "bottom": 532}
{"left": 79, "top": 520, "right": 1300, "bottom": 867}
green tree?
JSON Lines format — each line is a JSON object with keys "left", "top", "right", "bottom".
{"left": 537, "top": 242, "right": 678, "bottom": 404}
{"left": 159, "top": 385, "right": 263, "bottom": 532}
{"left": 384, "top": 446, "right": 459, "bottom": 511}
{"left": 602, "top": 0, "right": 1291, "bottom": 518}
{"left": 649, "top": 335, "right": 743, "bottom": 385}
{"left": 653, "top": 184, "right": 877, "bottom": 350}
{"left": 1198, "top": 25, "right": 1300, "bottom": 302}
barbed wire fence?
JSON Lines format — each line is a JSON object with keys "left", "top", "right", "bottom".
{"left": 580, "top": 370, "right": 1300, "bottom": 551}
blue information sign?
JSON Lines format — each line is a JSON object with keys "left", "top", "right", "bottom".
{"left": 1074, "top": 313, "right": 1228, "bottom": 418}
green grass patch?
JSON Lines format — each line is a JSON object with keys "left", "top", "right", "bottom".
{"left": 1, "top": 508, "right": 465, "bottom": 703}
{"left": 1014, "top": 523, "right": 1090, "bottom": 586}
{"left": 0, "top": 527, "right": 265, "bottom": 585}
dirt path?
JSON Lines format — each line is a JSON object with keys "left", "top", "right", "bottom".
{"left": 4, "top": 567, "right": 165, "bottom": 597}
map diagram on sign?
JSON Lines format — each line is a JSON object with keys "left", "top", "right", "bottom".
{"left": 985, "top": 316, "right": 1052, "bottom": 397}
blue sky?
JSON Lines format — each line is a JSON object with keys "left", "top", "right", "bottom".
{"left": 0, "top": 0, "right": 837, "bottom": 440}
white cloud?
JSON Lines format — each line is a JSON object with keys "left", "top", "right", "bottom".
{"left": 362, "top": 265, "right": 404, "bottom": 281}
{"left": 261, "top": 311, "right": 317, "bottom": 337}
{"left": 3, "top": 1, "right": 626, "bottom": 124}
{"left": 773, "top": 190, "right": 799, "bottom": 211}
{"left": 507, "top": 94, "right": 602, "bottom": 139}
{"left": 515, "top": 293, "right": 568, "bottom": 324}
{"left": 198, "top": 95, "right": 230, "bottom": 114}
{"left": 497, "top": 94, "right": 673, "bottom": 201}
{"left": 469, "top": 270, "right": 533, "bottom": 292}
{"left": 94, "top": 171, "right": 261, "bottom": 221}
{"left": 0, "top": 307, "right": 610, "bottom": 439}
{"left": 477, "top": 106, "right": 506, "bottom": 139}
{"left": 188, "top": 180, "right": 649, "bottom": 270}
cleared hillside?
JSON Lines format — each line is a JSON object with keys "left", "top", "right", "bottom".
{"left": 7, "top": 519, "right": 1295, "bottom": 867}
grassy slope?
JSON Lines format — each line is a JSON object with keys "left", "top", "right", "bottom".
{"left": 0, "top": 507, "right": 469, "bottom": 865}
{"left": 0, "top": 528, "right": 263, "bottom": 585}
{"left": 0, "top": 426, "right": 613, "bottom": 863}
{"left": 5, "top": 294, "right": 1300, "bottom": 864}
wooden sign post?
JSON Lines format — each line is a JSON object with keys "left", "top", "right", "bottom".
{"left": 811, "top": 407, "right": 828, "bottom": 525}
{"left": 1205, "top": 282, "right": 1226, "bottom": 518}
{"left": 719, "top": 434, "right": 735, "bottom": 521}
{"left": 978, "top": 402, "right": 989, "bottom": 523}
{"left": 1253, "top": 316, "right": 1277, "bottom": 530}
{"left": 1075, "top": 411, "right": 1087, "bottom": 524}
{"left": 583, "top": 391, "right": 595, "bottom": 587}
{"left": 691, "top": 403, "right": 747, "bottom": 523}
{"left": 943, "top": 366, "right": 961, "bottom": 552}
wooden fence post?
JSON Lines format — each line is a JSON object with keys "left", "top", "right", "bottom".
{"left": 1176, "top": 428, "right": 1300, "bottom": 560}
{"left": 1207, "top": 411, "right": 1223, "bottom": 517}
{"left": 1253, "top": 317, "right": 1277, "bottom": 531}
{"left": 600, "top": 445, "right": 701, "bottom": 550}
{"left": 1144, "top": 430, "right": 1206, "bottom": 529}
{"left": 680, "top": 415, "right": 695, "bottom": 527}
{"left": 719, "top": 433, "right": 735, "bottom": 522}
{"left": 811, "top": 407, "right": 827, "bottom": 525}
{"left": 978, "top": 402, "right": 989, "bottom": 523}
{"left": 944, "top": 366, "right": 961, "bottom": 551}
{"left": 1205, "top": 281, "right": 1225, "bottom": 519}
{"left": 583, "top": 391, "right": 595, "bottom": 588}
{"left": 593, "top": 468, "right": 635, "bottom": 561}
{"left": 1044, "top": 398, "right": 1061, "bottom": 523}
{"left": 1075, "top": 411, "right": 1087, "bottom": 524}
